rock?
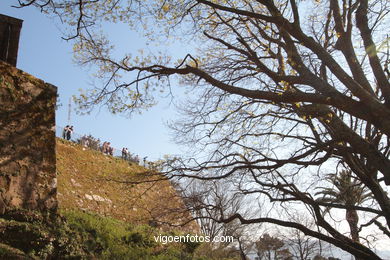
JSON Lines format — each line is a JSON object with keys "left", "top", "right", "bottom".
{"left": 70, "top": 178, "right": 81, "bottom": 187}
{"left": 84, "top": 194, "right": 112, "bottom": 204}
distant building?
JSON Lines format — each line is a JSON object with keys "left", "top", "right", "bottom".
{"left": 0, "top": 14, "right": 23, "bottom": 66}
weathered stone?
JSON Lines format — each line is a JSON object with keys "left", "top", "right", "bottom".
{"left": 85, "top": 194, "right": 112, "bottom": 203}
{"left": 0, "top": 14, "right": 23, "bottom": 67}
{"left": 0, "top": 61, "right": 57, "bottom": 214}
{"left": 70, "top": 178, "right": 81, "bottom": 187}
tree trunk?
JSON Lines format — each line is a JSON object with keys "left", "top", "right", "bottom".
{"left": 346, "top": 209, "right": 359, "bottom": 242}
{"left": 346, "top": 209, "right": 362, "bottom": 260}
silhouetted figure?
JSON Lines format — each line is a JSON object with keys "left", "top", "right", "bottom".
{"left": 63, "top": 125, "right": 69, "bottom": 139}
{"left": 66, "top": 126, "right": 73, "bottom": 140}
{"left": 143, "top": 156, "right": 148, "bottom": 167}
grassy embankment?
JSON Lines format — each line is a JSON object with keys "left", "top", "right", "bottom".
{"left": 56, "top": 138, "right": 197, "bottom": 232}
{"left": 0, "top": 139, "right": 203, "bottom": 259}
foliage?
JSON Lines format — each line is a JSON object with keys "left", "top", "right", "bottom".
{"left": 316, "top": 169, "right": 372, "bottom": 208}
{"left": 255, "top": 233, "right": 293, "bottom": 260}
{"left": 13, "top": 0, "right": 390, "bottom": 259}
{"left": 0, "top": 243, "right": 31, "bottom": 259}
{"left": 77, "top": 134, "right": 102, "bottom": 151}
{"left": 0, "top": 208, "right": 206, "bottom": 260}
{"left": 193, "top": 242, "right": 240, "bottom": 260}
{"left": 0, "top": 209, "right": 88, "bottom": 259}
{"left": 61, "top": 209, "right": 198, "bottom": 259}
{"left": 316, "top": 169, "right": 372, "bottom": 242}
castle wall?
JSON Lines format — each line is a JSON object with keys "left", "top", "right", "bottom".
{"left": 0, "top": 14, "right": 23, "bottom": 67}
{"left": 0, "top": 61, "right": 57, "bottom": 214}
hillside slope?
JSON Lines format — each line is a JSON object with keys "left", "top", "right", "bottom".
{"left": 56, "top": 138, "right": 198, "bottom": 233}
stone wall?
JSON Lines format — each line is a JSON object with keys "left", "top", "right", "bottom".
{"left": 0, "top": 14, "right": 23, "bottom": 67}
{"left": 0, "top": 61, "right": 57, "bottom": 214}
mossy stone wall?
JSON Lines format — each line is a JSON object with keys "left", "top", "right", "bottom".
{"left": 0, "top": 60, "right": 57, "bottom": 214}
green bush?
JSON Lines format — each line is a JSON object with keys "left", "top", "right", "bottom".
{"left": 1, "top": 209, "right": 210, "bottom": 259}
{"left": 61, "top": 209, "right": 204, "bottom": 260}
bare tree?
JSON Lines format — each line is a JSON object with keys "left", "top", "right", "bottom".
{"left": 180, "top": 180, "right": 254, "bottom": 260}
{"left": 279, "top": 214, "right": 327, "bottom": 260}
{"left": 13, "top": 0, "right": 390, "bottom": 259}
{"left": 255, "top": 233, "right": 292, "bottom": 260}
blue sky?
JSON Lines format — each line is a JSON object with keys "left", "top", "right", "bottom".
{"left": 2, "top": 1, "right": 185, "bottom": 160}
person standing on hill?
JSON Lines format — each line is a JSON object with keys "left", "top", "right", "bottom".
{"left": 63, "top": 125, "right": 69, "bottom": 139}
{"left": 121, "top": 147, "right": 125, "bottom": 159}
{"left": 66, "top": 126, "right": 73, "bottom": 141}
{"left": 108, "top": 143, "right": 113, "bottom": 156}
{"left": 122, "top": 148, "right": 128, "bottom": 160}
{"left": 143, "top": 156, "right": 148, "bottom": 167}
{"left": 102, "top": 141, "right": 107, "bottom": 153}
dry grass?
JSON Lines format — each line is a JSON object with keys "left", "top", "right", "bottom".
{"left": 56, "top": 138, "right": 198, "bottom": 233}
